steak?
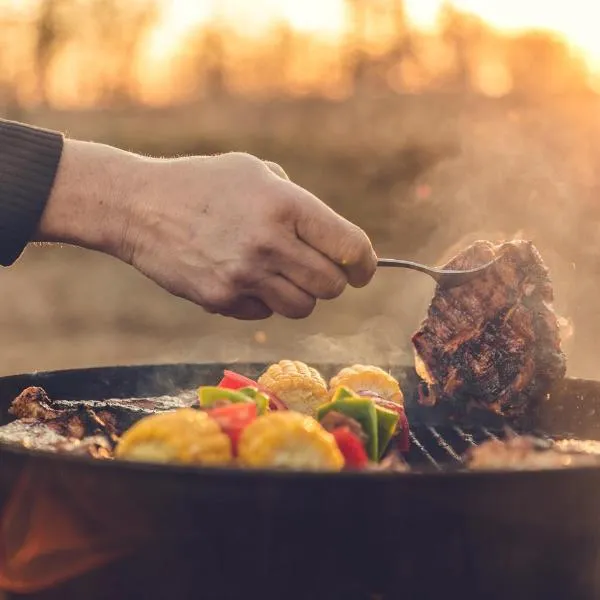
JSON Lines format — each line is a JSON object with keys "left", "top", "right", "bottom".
{"left": 1, "top": 386, "right": 200, "bottom": 455}
{"left": 411, "top": 240, "right": 566, "bottom": 419}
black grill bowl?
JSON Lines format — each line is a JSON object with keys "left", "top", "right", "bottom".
{"left": 2, "top": 363, "right": 600, "bottom": 600}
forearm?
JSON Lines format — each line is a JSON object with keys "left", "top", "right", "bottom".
{"left": 0, "top": 119, "right": 63, "bottom": 266}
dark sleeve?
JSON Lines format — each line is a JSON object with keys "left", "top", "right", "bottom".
{"left": 0, "top": 119, "right": 64, "bottom": 266}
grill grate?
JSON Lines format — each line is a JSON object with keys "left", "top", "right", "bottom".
{"left": 404, "top": 425, "right": 511, "bottom": 470}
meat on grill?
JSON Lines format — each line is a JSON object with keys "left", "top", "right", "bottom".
{"left": 0, "top": 419, "right": 113, "bottom": 458}
{"left": 2, "top": 386, "right": 199, "bottom": 456}
{"left": 465, "top": 435, "right": 600, "bottom": 470}
{"left": 411, "top": 240, "right": 566, "bottom": 420}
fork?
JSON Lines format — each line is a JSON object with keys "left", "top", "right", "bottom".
{"left": 377, "top": 257, "right": 499, "bottom": 288}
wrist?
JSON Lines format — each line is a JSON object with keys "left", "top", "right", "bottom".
{"left": 34, "top": 139, "right": 147, "bottom": 259}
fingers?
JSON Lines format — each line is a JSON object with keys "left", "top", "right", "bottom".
{"left": 216, "top": 296, "right": 274, "bottom": 321}
{"left": 273, "top": 235, "right": 348, "bottom": 300}
{"left": 288, "top": 183, "right": 377, "bottom": 288}
{"left": 255, "top": 275, "right": 317, "bottom": 319}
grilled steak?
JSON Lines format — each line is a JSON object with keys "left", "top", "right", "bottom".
{"left": 411, "top": 240, "right": 566, "bottom": 419}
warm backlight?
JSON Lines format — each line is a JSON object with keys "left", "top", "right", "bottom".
{"left": 152, "top": 0, "right": 600, "bottom": 70}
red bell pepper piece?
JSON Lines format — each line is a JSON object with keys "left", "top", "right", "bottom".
{"left": 218, "top": 370, "right": 287, "bottom": 411}
{"left": 331, "top": 427, "right": 369, "bottom": 470}
{"left": 207, "top": 402, "right": 257, "bottom": 455}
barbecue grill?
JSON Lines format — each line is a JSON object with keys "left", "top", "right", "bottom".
{"left": 2, "top": 362, "right": 600, "bottom": 600}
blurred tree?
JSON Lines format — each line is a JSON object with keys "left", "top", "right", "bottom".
{"left": 0, "top": 11, "right": 24, "bottom": 117}
{"left": 33, "top": 0, "right": 75, "bottom": 107}
{"left": 438, "top": 3, "right": 488, "bottom": 94}
{"left": 505, "top": 32, "right": 591, "bottom": 98}
{"left": 201, "top": 23, "right": 228, "bottom": 99}
{"left": 85, "top": 0, "right": 159, "bottom": 105}
{"left": 377, "top": 0, "right": 417, "bottom": 92}
{"left": 270, "top": 19, "right": 295, "bottom": 93}
{"left": 344, "top": 0, "right": 370, "bottom": 93}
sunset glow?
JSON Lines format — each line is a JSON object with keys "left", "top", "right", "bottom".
{"left": 151, "top": 0, "right": 600, "bottom": 69}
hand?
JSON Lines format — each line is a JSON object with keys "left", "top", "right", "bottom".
{"left": 36, "top": 143, "right": 377, "bottom": 320}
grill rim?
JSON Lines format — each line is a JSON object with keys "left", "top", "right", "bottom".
{"left": 1, "top": 361, "right": 600, "bottom": 480}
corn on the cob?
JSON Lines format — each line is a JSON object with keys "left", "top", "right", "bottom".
{"left": 115, "top": 408, "right": 232, "bottom": 466}
{"left": 329, "top": 365, "right": 404, "bottom": 406}
{"left": 238, "top": 412, "right": 344, "bottom": 471}
{"left": 257, "top": 360, "right": 328, "bottom": 415}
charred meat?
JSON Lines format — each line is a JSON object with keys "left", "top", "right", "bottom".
{"left": 2, "top": 386, "right": 199, "bottom": 456}
{"left": 465, "top": 435, "right": 600, "bottom": 470}
{"left": 0, "top": 419, "right": 112, "bottom": 458}
{"left": 412, "top": 240, "right": 566, "bottom": 419}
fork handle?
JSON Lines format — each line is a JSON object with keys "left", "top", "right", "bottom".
{"left": 377, "top": 258, "right": 440, "bottom": 279}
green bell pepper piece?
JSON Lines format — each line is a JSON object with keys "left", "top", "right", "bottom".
{"left": 374, "top": 405, "right": 399, "bottom": 459}
{"left": 317, "top": 388, "right": 379, "bottom": 461}
{"left": 238, "top": 387, "right": 269, "bottom": 415}
{"left": 198, "top": 387, "right": 253, "bottom": 409}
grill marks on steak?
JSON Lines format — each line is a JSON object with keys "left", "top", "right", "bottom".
{"left": 412, "top": 240, "right": 566, "bottom": 419}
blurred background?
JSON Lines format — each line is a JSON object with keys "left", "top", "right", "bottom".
{"left": 0, "top": 0, "right": 599, "bottom": 379}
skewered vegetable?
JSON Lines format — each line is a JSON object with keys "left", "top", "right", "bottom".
{"left": 317, "top": 386, "right": 400, "bottom": 460}
{"left": 317, "top": 388, "right": 379, "bottom": 460}
{"left": 257, "top": 360, "right": 328, "bottom": 415}
{"left": 218, "top": 370, "right": 287, "bottom": 410}
{"left": 329, "top": 364, "right": 404, "bottom": 405}
{"left": 329, "top": 365, "right": 409, "bottom": 454}
{"left": 115, "top": 408, "right": 232, "bottom": 466}
{"left": 238, "top": 412, "right": 344, "bottom": 471}
{"left": 198, "top": 386, "right": 268, "bottom": 415}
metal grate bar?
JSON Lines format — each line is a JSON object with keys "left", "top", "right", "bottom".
{"left": 481, "top": 427, "right": 500, "bottom": 441}
{"left": 453, "top": 426, "right": 476, "bottom": 446}
{"left": 427, "top": 426, "right": 463, "bottom": 462}
{"left": 408, "top": 430, "right": 442, "bottom": 470}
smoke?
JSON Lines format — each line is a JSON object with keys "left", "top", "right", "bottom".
{"left": 367, "top": 100, "right": 600, "bottom": 379}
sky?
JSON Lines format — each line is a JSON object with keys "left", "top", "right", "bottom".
{"left": 150, "top": 0, "right": 600, "bottom": 69}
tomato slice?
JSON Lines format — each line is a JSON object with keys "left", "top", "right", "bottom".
{"left": 218, "top": 370, "right": 287, "bottom": 411}
{"left": 208, "top": 402, "right": 258, "bottom": 455}
{"left": 218, "top": 370, "right": 257, "bottom": 390}
{"left": 397, "top": 409, "right": 410, "bottom": 453}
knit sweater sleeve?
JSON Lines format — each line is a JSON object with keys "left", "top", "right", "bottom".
{"left": 0, "top": 119, "right": 64, "bottom": 266}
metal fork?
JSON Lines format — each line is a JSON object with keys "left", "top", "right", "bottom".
{"left": 377, "top": 257, "right": 499, "bottom": 288}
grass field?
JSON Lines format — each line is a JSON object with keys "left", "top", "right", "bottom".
{"left": 1, "top": 92, "right": 599, "bottom": 380}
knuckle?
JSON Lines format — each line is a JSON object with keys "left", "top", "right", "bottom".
{"left": 226, "top": 151, "right": 262, "bottom": 166}
{"left": 222, "top": 260, "right": 254, "bottom": 288}
{"left": 263, "top": 160, "right": 289, "bottom": 180}
{"left": 202, "top": 284, "right": 236, "bottom": 311}
{"left": 256, "top": 237, "right": 279, "bottom": 260}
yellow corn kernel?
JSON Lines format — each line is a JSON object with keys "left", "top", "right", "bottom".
{"left": 257, "top": 360, "right": 328, "bottom": 415}
{"left": 329, "top": 365, "right": 404, "bottom": 405}
{"left": 238, "top": 412, "right": 344, "bottom": 471}
{"left": 115, "top": 408, "right": 232, "bottom": 466}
